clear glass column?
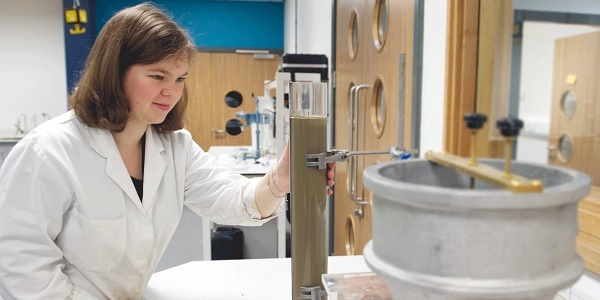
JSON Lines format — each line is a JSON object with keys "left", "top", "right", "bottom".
{"left": 289, "top": 82, "right": 328, "bottom": 299}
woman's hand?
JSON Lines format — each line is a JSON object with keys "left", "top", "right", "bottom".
{"left": 272, "top": 141, "right": 291, "bottom": 194}
{"left": 274, "top": 140, "right": 336, "bottom": 195}
{"left": 326, "top": 162, "right": 335, "bottom": 195}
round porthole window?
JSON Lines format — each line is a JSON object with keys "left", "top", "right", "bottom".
{"left": 370, "top": 78, "right": 386, "bottom": 137}
{"left": 348, "top": 10, "right": 359, "bottom": 60}
{"left": 558, "top": 133, "right": 573, "bottom": 162}
{"left": 560, "top": 90, "right": 576, "bottom": 119}
{"left": 372, "top": 0, "right": 389, "bottom": 51}
{"left": 225, "top": 119, "right": 244, "bottom": 136}
{"left": 225, "top": 91, "right": 243, "bottom": 108}
{"left": 345, "top": 215, "right": 356, "bottom": 255}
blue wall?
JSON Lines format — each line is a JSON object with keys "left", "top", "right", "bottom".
{"left": 95, "top": 1, "right": 284, "bottom": 49}
{"left": 63, "top": 0, "right": 96, "bottom": 93}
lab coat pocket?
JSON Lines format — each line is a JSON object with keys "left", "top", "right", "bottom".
{"left": 62, "top": 209, "right": 126, "bottom": 272}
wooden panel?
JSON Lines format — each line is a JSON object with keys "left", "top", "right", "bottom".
{"left": 577, "top": 232, "right": 600, "bottom": 275}
{"left": 333, "top": 0, "right": 366, "bottom": 256}
{"left": 185, "top": 52, "right": 279, "bottom": 150}
{"left": 578, "top": 187, "right": 600, "bottom": 274}
{"left": 475, "top": 0, "right": 512, "bottom": 158}
{"left": 444, "top": 0, "right": 510, "bottom": 159}
{"left": 443, "top": 0, "right": 479, "bottom": 156}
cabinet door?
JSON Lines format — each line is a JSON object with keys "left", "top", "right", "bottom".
{"left": 185, "top": 52, "right": 279, "bottom": 151}
{"left": 333, "top": 0, "right": 415, "bottom": 255}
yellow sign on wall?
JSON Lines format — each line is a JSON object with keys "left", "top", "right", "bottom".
{"left": 65, "top": 8, "right": 87, "bottom": 24}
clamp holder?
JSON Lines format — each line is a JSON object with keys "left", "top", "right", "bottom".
{"left": 306, "top": 147, "right": 415, "bottom": 169}
{"left": 305, "top": 149, "right": 350, "bottom": 169}
{"left": 300, "top": 286, "right": 327, "bottom": 300}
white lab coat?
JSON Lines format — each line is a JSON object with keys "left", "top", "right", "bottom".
{"left": 0, "top": 110, "right": 282, "bottom": 299}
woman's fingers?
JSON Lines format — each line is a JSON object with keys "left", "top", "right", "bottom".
{"left": 326, "top": 162, "right": 335, "bottom": 195}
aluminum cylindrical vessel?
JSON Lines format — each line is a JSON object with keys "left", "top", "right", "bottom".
{"left": 363, "top": 158, "right": 590, "bottom": 300}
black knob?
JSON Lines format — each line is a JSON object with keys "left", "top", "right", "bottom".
{"left": 496, "top": 117, "right": 524, "bottom": 137}
{"left": 463, "top": 113, "right": 488, "bottom": 130}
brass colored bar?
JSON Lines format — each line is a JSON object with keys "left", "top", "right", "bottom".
{"left": 425, "top": 151, "right": 543, "bottom": 193}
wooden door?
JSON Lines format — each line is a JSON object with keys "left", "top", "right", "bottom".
{"left": 444, "top": 0, "right": 510, "bottom": 158}
{"left": 334, "top": 0, "right": 366, "bottom": 256}
{"left": 549, "top": 31, "right": 600, "bottom": 274}
{"left": 549, "top": 32, "right": 600, "bottom": 182}
{"left": 333, "top": 0, "right": 414, "bottom": 256}
{"left": 185, "top": 52, "right": 279, "bottom": 151}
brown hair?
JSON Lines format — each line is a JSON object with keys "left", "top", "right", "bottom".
{"left": 70, "top": 3, "right": 196, "bottom": 133}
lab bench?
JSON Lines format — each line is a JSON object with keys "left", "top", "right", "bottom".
{"left": 144, "top": 255, "right": 371, "bottom": 300}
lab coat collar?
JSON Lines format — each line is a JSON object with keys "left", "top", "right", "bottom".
{"left": 87, "top": 125, "right": 166, "bottom": 215}
{"left": 141, "top": 126, "right": 166, "bottom": 214}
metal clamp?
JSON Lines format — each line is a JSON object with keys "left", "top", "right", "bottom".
{"left": 306, "top": 147, "right": 416, "bottom": 170}
{"left": 307, "top": 147, "right": 416, "bottom": 206}
{"left": 300, "top": 286, "right": 327, "bottom": 300}
{"left": 305, "top": 149, "right": 351, "bottom": 169}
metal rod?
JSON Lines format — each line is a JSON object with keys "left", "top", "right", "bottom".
{"left": 503, "top": 137, "right": 515, "bottom": 179}
{"left": 469, "top": 130, "right": 477, "bottom": 189}
{"left": 469, "top": 130, "right": 478, "bottom": 166}
{"left": 348, "top": 85, "right": 369, "bottom": 206}
{"left": 397, "top": 53, "right": 406, "bottom": 152}
{"left": 347, "top": 150, "right": 391, "bottom": 156}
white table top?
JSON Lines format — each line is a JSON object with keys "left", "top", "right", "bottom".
{"left": 207, "top": 146, "right": 273, "bottom": 176}
{"left": 143, "top": 255, "right": 371, "bottom": 300}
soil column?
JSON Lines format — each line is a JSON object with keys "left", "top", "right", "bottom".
{"left": 289, "top": 82, "right": 328, "bottom": 300}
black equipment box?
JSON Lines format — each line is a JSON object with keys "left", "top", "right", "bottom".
{"left": 211, "top": 226, "right": 244, "bottom": 260}
{"left": 280, "top": 54, "right": 328, "bottom": 81}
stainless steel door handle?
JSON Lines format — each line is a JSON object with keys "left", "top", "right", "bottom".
{"left": 212, "top": 128, "right": 225, "bottom": 139}
{"left": 547, "top": 145, "right": 556, "bottom": 160}
{"left": 348, "top": 84, "right": 370, "bottom": 206}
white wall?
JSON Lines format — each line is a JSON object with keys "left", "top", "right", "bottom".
{"left": 283, "top": 0, "right": 297, "bottom": 54}
{"left": 0, "top": 0, "right": 68, "bottom": 138}
{"left": 283, "top": 0, "right": 334, "bottom": 115}
{"left": 419, "top": 0, "right": 447, "bottom": 154}
{"left": 284, "top": 0, "right": 332, "bottom": 57}
{"left": 513, "top": 0, "right": 600, "bottom": 15}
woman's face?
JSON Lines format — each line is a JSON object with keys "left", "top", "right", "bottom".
{"left": 123, "top": 56, "right": 188, "bottom": 129}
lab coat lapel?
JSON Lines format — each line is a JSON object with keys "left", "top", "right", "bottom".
{"left": 142, "top": 127, "right": 166, "bottom": 213}
{"left": 87, "top": 126, "right": 145, "bottom": 212}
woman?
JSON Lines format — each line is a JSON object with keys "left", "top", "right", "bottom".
{"left": 0, "top": 3, "right": 334, "bottom": 299}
